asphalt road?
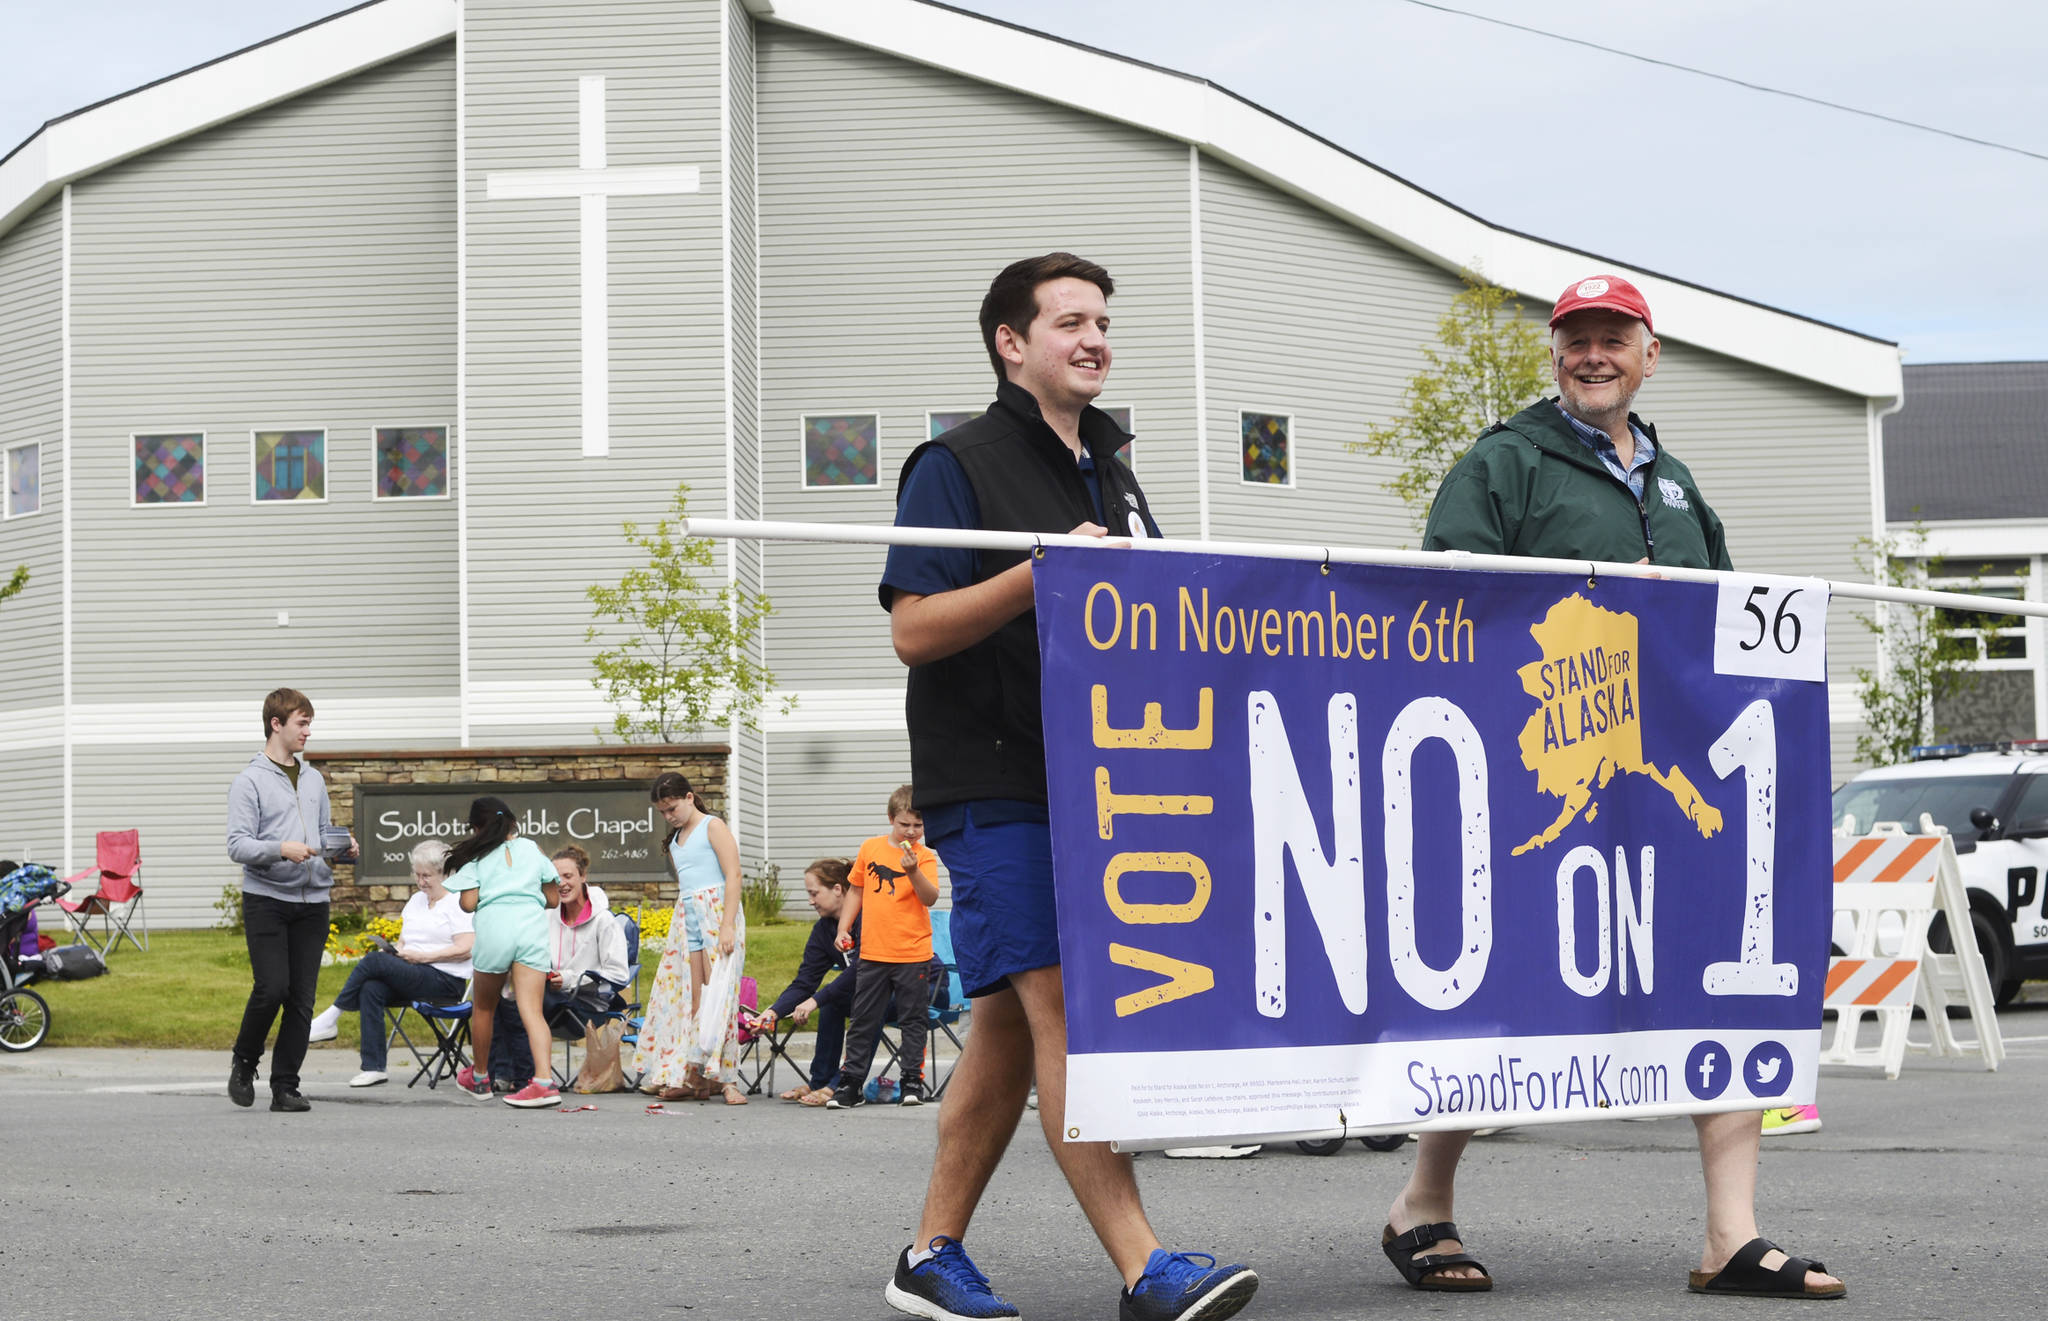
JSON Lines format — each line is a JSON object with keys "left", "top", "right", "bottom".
{"left": 5, "top": 1005, "right": 2045, "bottom": 1321}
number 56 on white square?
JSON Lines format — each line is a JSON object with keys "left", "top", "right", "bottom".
{"left": 1714, "top": 576, "right": 1829, "bottom": 683}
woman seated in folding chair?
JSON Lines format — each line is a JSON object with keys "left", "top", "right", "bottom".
{"left": 631, "top": 771, "right": 749, "bottom": 1105}
{"left": 442, "top": 796, "right": 564, "bottom": 1109}
{"left": 487, "top": 844, "right": 629, "bottom": 1090}
{"left": 754, "top": 857, "right": 862, "bottom": 1104}
{"left": 309, "top": 840, "right": 472, "bottom": 1087}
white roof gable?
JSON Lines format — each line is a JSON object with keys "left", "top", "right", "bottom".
{"left": 0, "top": 0, "right": 1901, "bottom": 400}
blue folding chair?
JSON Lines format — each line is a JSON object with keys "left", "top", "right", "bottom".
{"left": 927, "top": 909, "right": 969, "bottom": 1098}
{"left": 404, "top": 990, "right": 473, "bottom": 1090}
{"left": 553, "top": 912, "right": 640, "bottom": 1086}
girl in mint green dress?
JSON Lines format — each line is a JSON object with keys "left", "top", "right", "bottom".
{"left": 443, "top": 796, "right": 563, "bottom": 1107}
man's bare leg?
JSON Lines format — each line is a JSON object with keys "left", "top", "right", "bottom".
{"left": 1695, "top": 1111, "right": 1841, "bottom": 1290}
{"left": 1385, "top": 1130, "right": 1484, "bottom": 1282}
{"left": 1008, "top": 965, "right": 1161, "bottom": 1287}
{"left": 913, "top": 985, "right": 1035, "bottom": 1249}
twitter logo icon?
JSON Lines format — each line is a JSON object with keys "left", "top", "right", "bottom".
{"left": 1744, "top": 1042, "right": 1794, "bottom": 1099}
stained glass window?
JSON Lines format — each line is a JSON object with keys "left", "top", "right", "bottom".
{"left": 133, "top": 433, "right": 205, "bottom": 505}
{"left": 1098, "top": 405, "right": 1135, "bottom": 469}
{"left": 4, "top": 442, "right": 39, "bottom": 518}
{"left": 803, "top": 414, "right": 880, "bottom": 488}
{"left": 375, "top": 426, "right": 450, "bottom": 499}
{"left": 927, "top": 410, "right": 982, "bottom": 441}
{"left": 1240, "top": 411, "right": 1291, "bottom": 486}
{"left": 253, "top": 430, "right": 325, "bottom": 502}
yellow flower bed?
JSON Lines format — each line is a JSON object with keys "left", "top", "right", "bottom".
{"left": 623, "top": 903, "right": 673, "bottom": 943}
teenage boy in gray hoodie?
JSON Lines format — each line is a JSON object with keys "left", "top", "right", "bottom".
{"left": 225, "top": 687, "right": 354, "bottom": 1111}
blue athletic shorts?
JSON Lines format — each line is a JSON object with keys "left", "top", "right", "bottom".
{"left": 930, "top": 809, "right": 1060, "bottom": 999}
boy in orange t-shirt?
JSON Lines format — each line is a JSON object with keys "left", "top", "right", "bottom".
{"left": 826, "top": 785, "right": 945, "bottom": 1108}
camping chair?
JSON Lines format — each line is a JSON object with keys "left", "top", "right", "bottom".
{"left": 551, "top": 913, "right": 640, "bottom": 1087}
{"left": 737, "top": 975, "right": 814, "bottom": 1095}
{"left": 874, "top": 910, "right": 967, "bottom": 1098}
{"left": 402, "top": 989, "right": 473, "bottom": 1090}
{"left": 58, "top": 830, "right": 148, "bottom": 954}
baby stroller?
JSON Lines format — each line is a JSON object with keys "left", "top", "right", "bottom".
{"left": 0, "top": 862, "right": 67, "bottom": 1052}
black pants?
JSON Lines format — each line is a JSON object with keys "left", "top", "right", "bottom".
{"left": 232, "top": 894, "right": 330, "bottom": 1093}
{"left": 835, "top": 958, "right": 942, "bottom": 1091}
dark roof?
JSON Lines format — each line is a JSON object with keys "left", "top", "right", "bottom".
{"left": 1884, "top": 362, "right": 2048, "bottom": 522}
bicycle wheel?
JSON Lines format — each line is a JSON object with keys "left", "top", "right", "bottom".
{"left": 0, "top": 987, "right": 50, "bottom": 1051}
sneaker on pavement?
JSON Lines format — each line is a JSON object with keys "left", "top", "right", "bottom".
{"left": 900, "top": 1079, "right": 928, "bottom": 1107}
{"left": 455, "top": 1065, "right": 494, "bottom": 1099}
{"left": 503, "top": 1079, "right": 562, "bottom": 1109}
{"left": 1120, "top": 1249, "right": 1257, "bottom": 1321}
{"left": 1163, "top": 1146, "right": 1262, "bottom": 1159}
{"left": 1761, "top": 1104, "right": 1822, "bottom": 1136}
{"left": 827, "top": 1088, "right": 868, "bottom": 1110}
{"left": 228, "top": 1062, "right": 257, "bottom": 1108}
{"left": 269, "top": 1090, "right": 312, "bottom": 1113}
{"left": 349, "top": 1070, "right": 388, "bottom": 1088}
{"left": 885, "top": 1238, "right": 1019, "bottom": 1320}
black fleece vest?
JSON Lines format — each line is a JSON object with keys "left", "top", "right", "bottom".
{"left": 898, "top": 380, "right": 1154, "bottom": 811}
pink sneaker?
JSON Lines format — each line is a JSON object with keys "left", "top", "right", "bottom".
{"left": 1760, "top": 1105, "right": 1821, "bottom": 1136}
{"left": 454, "top": 1065, "right": 493, "bottom": 1099}
{"left": 503, "top": 1079, "right": 562, "bottom": 1109}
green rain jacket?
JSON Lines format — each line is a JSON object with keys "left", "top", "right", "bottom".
{"left": 1421, "top": 399, "right": 1733, "bottom": 571}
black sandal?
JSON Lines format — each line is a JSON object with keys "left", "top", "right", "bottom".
{"left": 1688, "top": 1237, "right": 1845, "bottom": 1299}
{"left": 1382, "top": 1222, "right": 1493, "bottom": 1292}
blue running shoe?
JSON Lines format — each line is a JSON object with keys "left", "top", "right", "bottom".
{"left": 1120, "top": 1249, "right": 1258, "bottom": 1321}
{"left": 884, "top": 1237, "right": 1020, "bottom": 1320}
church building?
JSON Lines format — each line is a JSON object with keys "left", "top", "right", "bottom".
{"left": 0, "top": 0, "right": 1904, "bottom": 921}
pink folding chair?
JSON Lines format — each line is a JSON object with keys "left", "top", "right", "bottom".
{"left": 59, "top": 830, "right": 148, "bottom": 955}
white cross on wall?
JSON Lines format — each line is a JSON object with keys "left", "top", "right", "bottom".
{"left": 485, "top": 76, "right": 701, "bottom": 457}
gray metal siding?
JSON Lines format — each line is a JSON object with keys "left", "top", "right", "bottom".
{"left": 765, "top": 728, "right": 947, "bottom": 907}
{"left": 755, "top": 25, "right": 1195, "bottom": 689}
{"left": 0, "top": 199, "right": 63, "bottom": 715}
{"left": 1200, "top": 155, "right": 1466, "bottom": 547}
{"left": 0, "top": 749, "right": 62, "bottom": 866}
{"left": 73, "top": 744, "right": 283, "bottom": 927}
{"left": 66, "top": 44, "right": 459, "bottom": 700}
{"left": 464, "top": 0, "right": 731, "bottom": 700}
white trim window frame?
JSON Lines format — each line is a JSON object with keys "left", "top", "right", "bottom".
{"left": 924, "top": 406, "right": 983, "bottom": 444}
{"left": 1929, "top": 559, "right": 2032, "bottom": 670}
{"left": 369, "top": 422, "right": 454, "bottom": 502}
{"left": 249, "top": 427, "right": 330, "bottom": 506}
{"left": 1096, "top": 403, "right": 1136, "bottom": 474}
{"left": 129, "top": 430, "right": 208, "bottom": 508}
{"left": 1237, "top": 407, "right": 1296, "bottom": 489}
{"left": 3, "top": 437, "right": 43, "bottom": 519}
{"left": 799, "top": 411, "right": 884, "bottom": 491}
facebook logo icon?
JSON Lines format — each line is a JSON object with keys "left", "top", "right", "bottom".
{"left": 1684, "top": 1040, "right": 1732, "bottom": 1101}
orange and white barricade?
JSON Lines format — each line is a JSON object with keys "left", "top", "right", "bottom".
{"left": 1825, "top": 823, "right": 2002, "bottom": 1078}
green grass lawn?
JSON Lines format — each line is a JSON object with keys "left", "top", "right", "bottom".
{"left": 32, "top": 921, "right": 815, "bottom": 1050}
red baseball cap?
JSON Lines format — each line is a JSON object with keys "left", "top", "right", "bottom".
{"left": 1549, "top": 274, "right": 1653, "bottom": 335}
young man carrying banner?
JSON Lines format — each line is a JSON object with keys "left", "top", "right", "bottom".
{"left": 876, "top": 253, "right": 1259, "bottom": 1321}
{"left": 1405, "top": 275, "right": 1845, "bottom": 1301}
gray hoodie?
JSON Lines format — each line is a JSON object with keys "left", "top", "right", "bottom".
{"left": 226, "top": 752, "right": 335, "bottom": 904}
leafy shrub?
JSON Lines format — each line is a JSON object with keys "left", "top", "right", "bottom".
{"left": 741, "top": 862, "right": 785, "bottom": 925}
{"left": 213, "top": 885, "right": 244, "bottom": 935}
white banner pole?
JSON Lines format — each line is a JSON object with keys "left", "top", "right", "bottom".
{"left": 681, "top": 516, "right": 2048, "bottom": 622}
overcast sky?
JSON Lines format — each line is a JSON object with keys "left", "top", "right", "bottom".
{"left": 4, "top": 0, "right": 2041, "bottom": 363}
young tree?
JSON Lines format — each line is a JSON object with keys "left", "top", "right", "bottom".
{"left": 586, "top": 483, "right": 785, "bottom": 743}
{"left": 1349, "top": 271, "right": 1551, "bottom": 532}
{"left": 1851, "top": 524, "right": 1983, "bottom": 765}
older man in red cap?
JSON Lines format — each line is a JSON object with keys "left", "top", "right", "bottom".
{"left": 1391, "top": 276, "right": 1846, "bottom": 1301}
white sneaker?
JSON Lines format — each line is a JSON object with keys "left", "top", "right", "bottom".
{"left": 1163, "top": 1145, "right": 1263, "bottom": 1159}
{"left": 308, "top": 1022, "right": 339, "bottom": 1043}
{"left": 348, "top": 1070, "right": 388, "bottom": 1088}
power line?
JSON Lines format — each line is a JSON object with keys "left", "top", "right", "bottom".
{"left": 1398, "top": 0, "right": 2048, "bottom": 165}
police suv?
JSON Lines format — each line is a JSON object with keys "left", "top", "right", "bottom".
{"left": 1832, "top": 745, "right": 2048, "bottom": 1004}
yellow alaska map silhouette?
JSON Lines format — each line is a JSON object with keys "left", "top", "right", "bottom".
{"left": 1511, "top": 593, "right": 1722, "bottom": 856}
